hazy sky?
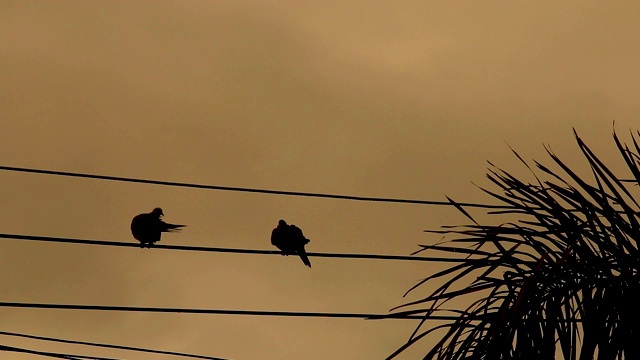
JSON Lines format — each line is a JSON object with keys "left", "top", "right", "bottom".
{"left": 1, "top": 1, "right": 639, "bottom": 359}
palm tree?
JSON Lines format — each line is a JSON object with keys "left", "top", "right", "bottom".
{"left": 388, "top": 129, "right": 640, "bottom": 360}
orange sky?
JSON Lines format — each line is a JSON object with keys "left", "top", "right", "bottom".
{"left": 1, "top": 1, "right": 639, "bottom": 359}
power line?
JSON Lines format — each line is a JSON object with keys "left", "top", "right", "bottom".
{"left": 0, "top": 165, "right": 507, "bottom": 209}
{"left": 0, "top": 331, "right": 230, "bottom": 360}
{"left": 0, "top": 343, "right": 119, "bottom": 360}
{"left": 0, "top": 301, "right": 430, "bottom": 320}
{"left": 0, "top": 233, "right": 465, "bottom": 263}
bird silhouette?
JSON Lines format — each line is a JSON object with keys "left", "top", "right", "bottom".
{"left": 271, "top": 219, "right": 311, "bottom": 267}
{"left": 131, "top": 207, "right": 186, "bottom": 248}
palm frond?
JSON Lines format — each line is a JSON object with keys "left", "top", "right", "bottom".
{"left": 388, "top": 129, "right": 640, "bottom": 359}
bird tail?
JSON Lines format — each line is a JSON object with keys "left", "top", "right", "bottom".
{"left": 166, "top": 224, "right": 186, "bottom": 232}
{"left": 299, "top": 251, "right": 311, "bottom": 268}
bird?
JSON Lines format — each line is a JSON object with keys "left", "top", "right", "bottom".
{"left": 271, "top": 219, "right": 311, "bottom": 267}
{"left": 130, "top": 207, "right": 186, "bottom": 248}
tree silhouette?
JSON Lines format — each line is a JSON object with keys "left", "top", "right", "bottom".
{"left": 389, "top": 129, "right": 640, "bottom": 360}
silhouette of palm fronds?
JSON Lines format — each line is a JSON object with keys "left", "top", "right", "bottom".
{"left": 388, "top": 129, "right": 640, "bottom": 360}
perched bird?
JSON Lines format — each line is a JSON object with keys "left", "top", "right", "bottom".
{"left": 130, "top": 207, "right": 186, "bottom": 248}
{"left": 271, "top": 219, "right": 311, "bottom": 267}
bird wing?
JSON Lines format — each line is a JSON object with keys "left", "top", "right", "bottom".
{"left": 288, "top": 225, "right": 309, "bottom": 245}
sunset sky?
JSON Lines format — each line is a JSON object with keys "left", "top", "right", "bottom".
{"left": 1, "top": 1, "right": 639, "bottom": 359}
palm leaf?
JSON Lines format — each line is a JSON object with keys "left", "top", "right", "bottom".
{"left": 386, "top": 129, "right": 640, "bottom": 359}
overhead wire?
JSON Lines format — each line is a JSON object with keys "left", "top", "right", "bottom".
{"left": 0, "top": 165, "right": 508, "bottom": 209}
{"left": 0, "top": 164, "right": 505, "bottom": 358}
{"left": 0, "top": 233, "right": 465, "bottom": 263}
{"left": 0, "top": 330, "right": 230, "bottom": 360}
{"left": 0, "top": 165, "right": 587, "bottom": 357}
{"left": 0, "top": 301, "right": 438, "bottom": 320}
{"left": 0, "top": 343, "right": 118, "bottom": 360}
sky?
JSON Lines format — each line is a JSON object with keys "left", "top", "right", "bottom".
{"left": 1, "top": 1, "right": 639, "bottom": 359}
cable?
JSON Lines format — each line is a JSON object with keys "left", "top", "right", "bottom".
{"left": 0, "top": 301, "right": 432, "bottom": 320}
{"left": 0, "top": 343, "right": 118, "bottom": 360}
{"left": 0, "top": 165, "right": 507, "bottom": 209}
{"left": 1, "top": 344, "right": 77, "bottom": 360}
{"left": 0, "top": 233, "right": 465, "bottom": 263}
{"left": 0, "top": 331, "right": 230, "bottom": 360}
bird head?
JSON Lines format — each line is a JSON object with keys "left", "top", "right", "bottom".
{"left": 151, "top": 207, "right": 164, "bottom": 218}
{"left": 278, "top": 219, "right": 287, "bottom": 227}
